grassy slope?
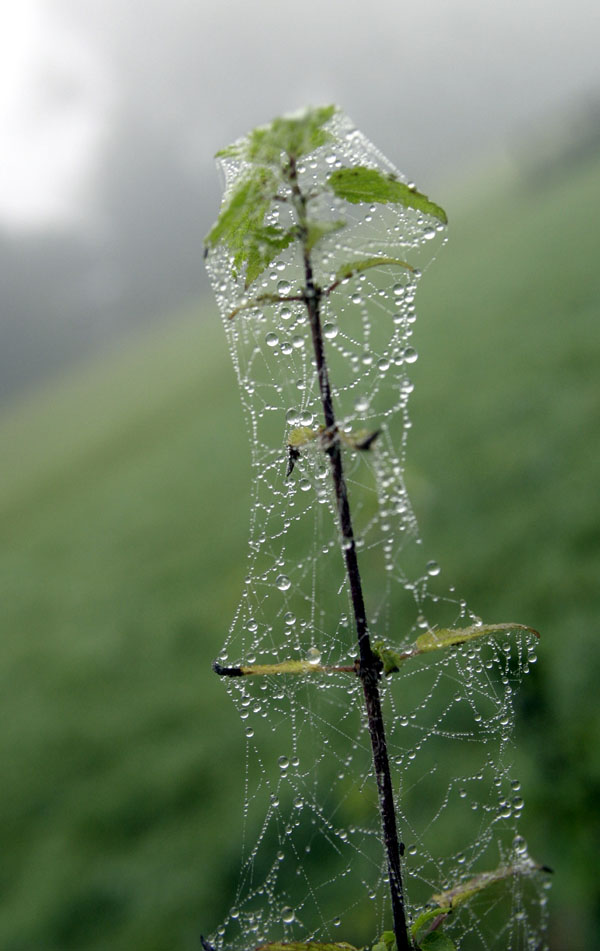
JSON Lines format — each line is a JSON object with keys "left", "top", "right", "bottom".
{"left": 1, "top": 153, "right": 599, "bottom": 950}
{"left": 1, "top": 317, "right": 250, "bottom": 950}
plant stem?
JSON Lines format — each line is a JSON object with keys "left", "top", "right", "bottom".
{"left": 287, "top": 157, "right": 411, "bottom": 951}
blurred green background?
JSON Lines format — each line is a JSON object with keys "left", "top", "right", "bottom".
{"left": 1, "top": 146, "right": 599, "bottom": 950}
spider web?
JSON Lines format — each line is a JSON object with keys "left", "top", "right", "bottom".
{"left": 205, "top": 111, "right": 549, "bottom": 951}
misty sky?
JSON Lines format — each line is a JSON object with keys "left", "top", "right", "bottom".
{"left": 2, "top": 0, "right": 599, "bottom": 230}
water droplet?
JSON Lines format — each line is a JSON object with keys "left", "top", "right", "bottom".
{"left": 284, "top": 612, "right": 296, "bottom": 626}
{"left": 245, "top": 726, "right": 254, "bottom": 738}
{"left": 426, "top": 560, "right": 440, "bottom": 577}
{"left": 265, "top": 332, "right": 279, "bottom": 347}
{"left": 281, "top": 906, "right": 295, "bottom": 924}
{"left": 278, "top": 755, "right": 289, "bottom": 770}
{"left": 324, "top": 322, "right": 338, "bottom": 339}
{"left": 276, "top": 574, "right": 291, "bottom": 591}
{"left": 403, "top": 346, "right": 418, "bottom": 364}
{"left": 277, "top": 280, "right": 291, "bottom": 294}
{"left": 354, "top": 396, "right": 369, "bottom": 413}
{"left": 513, "top": 834, "right": 528, "bottom": 855}
{"left": 306, "top": 646, "right": 321, "bottom": 665}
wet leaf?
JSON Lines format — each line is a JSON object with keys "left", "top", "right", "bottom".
{"left": 373, "top": 641, "right": 409, "bottom": 676}
{"left": 371, "top": 931, "right": 396, "bottom": 951}
{"left": 219, "top": 105, "right": 337, "bottom": 166}
{"left": 431, "top": 860, "right": 543, "bottom": 911}
{"left": 411, "top": 908, "right": 447, "bottom": 943}
{"left": 205, "top": 168, "right": 297, "bottom": 286}
{"left": 418, "top": 934, "right": 456, "bottom": 951}
{"left": 238, "top": 659, "right": 329, "bottom": 676}
{"left": 332, "top": 257, "right": 414, "bottom": 289}
{"left": 247, "top": 105, "right": 336, "bottom": 163}
{"left": 206, "top": 167, "right": 276, "bottom": 251}
{"left": 328, "top": 167, "right": 447, "bottom": 224}
{"left": 288, "top": 426, "right": 320, "bottom": 448}
{"left": 245, "top": 225, "right": 296, "bottom": 287}
{"left": 415, "top": 622, "right": 539, "bottom": 654}
{"left": 374, "top": 623, "right": 538, "bottom": 675}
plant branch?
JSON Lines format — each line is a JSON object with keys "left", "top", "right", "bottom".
{"left": 286, "top": 155, "right": 411, "bottom": 951}
{"left": 213, "top": 660, "right": 358, "bottom": 677}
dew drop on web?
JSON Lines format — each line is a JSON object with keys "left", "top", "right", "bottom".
{"left": 204, "top": 106, "right": 547, "bottom": 951}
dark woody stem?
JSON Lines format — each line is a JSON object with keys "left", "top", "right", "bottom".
{"left": 286, "top": 155, "right": 412, "bottom": 951}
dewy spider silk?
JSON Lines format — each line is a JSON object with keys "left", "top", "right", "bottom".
{"left": 204, "top": 106, "right": 549, "bottom": 951}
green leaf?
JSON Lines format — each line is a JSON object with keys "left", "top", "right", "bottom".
{"left": 373, "top": 641, "right": 408, "bottom": 676}
{"left": 430, "top": 860, "right": 543, "bottom": 912}
{"left": 217, "top": 106, "right": 337, "bottom": 168}
{"left": 244, "top": 225, "right": 296, "bottom": 287}
{"left": 332, "top": 257, "right": 414, "bottom": 287}
{"left": 411, "top": 908, "right": 448, "bottom": 943}
{"left": 328, "top": 167, "right": 447, "bottom": 224}
{"left": 205, "top": 166, "right": 296, "bottom": 286}
{"left": 214, "top": 141, "right": 245, "bottom": 159}
{"left": 256, "top": 943, "right": 358, "bottom": 951}
{"left": 415, "top": 622, "right": 539, "bottom": 655}
{"left": 371, "top": 931, "right": 396, "bottom": 951}
{"left": 374, "top": 622, "right": 538, "bottom": 676}
{"left": 288, "top": 426, "right": 320, "bottom": 448}
{"left": 238, "top": 659, "right": 331, "bottom": 676}
{"left": 305, "top": 219, "right": 346, "bottom": 253}
{"left": 419, "top": 934, "right": 456, "bottom": 951}
{"left": 206, "top": 167, "right": 276, "bottom": 250}
{"left": 246, "top": 105, "right": 337, "bottom": 164}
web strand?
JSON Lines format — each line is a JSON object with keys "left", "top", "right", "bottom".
{"left": 205, "top": 110, "right": 549, "bottom": 951}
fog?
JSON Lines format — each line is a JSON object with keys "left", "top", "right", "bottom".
{"left": 1, "top": 0, "right": 599, "bottom": 401}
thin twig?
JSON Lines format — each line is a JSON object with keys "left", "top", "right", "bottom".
{"left": 286, "top": 154, "right": 412, "bottom": 951}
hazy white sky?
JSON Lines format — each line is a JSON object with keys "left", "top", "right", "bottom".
{"left": 0, "top": 0, "right": 111, "bottom": 227}
{"left": 1, "top": 0, "right": 599, "bottom": 229}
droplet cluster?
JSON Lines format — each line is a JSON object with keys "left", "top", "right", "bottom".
{"left": 205, "top": 110, "right": 548, "bottom": 951}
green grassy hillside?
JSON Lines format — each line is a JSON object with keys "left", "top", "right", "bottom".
{"left": 1, "top": 152, "right": 599, "bottom": 950}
